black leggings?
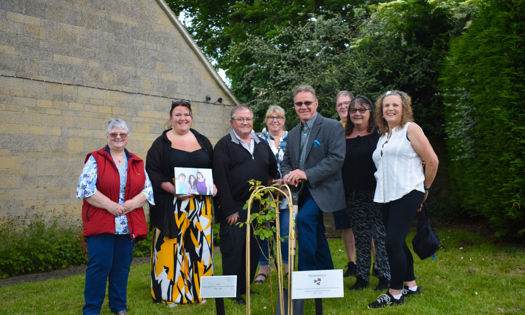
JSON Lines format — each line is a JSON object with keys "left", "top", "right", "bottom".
{"left": 381, "top": 190, "right": 424, "bottom": 290}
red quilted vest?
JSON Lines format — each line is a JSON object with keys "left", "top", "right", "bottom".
{"left": 81, "top": 146, "right": 148, "bottom": 241}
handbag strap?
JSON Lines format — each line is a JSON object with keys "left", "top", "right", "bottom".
{"left": 420, "top": 202, "right": 432, "bottom": 225}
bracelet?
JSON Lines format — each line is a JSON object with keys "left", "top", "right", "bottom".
{"left": 424, "top": 186, "right": 431, "bottom": 191}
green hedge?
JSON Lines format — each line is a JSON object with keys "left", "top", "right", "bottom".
{"left": 0, "top": 214, "right": 152, "bottom": 279}
{"left": 439, "top": 0, "right": 525, "bottom": 238}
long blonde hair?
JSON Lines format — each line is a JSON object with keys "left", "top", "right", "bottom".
{"left": 375, "top": 90, "right": 414, "bottom": 135}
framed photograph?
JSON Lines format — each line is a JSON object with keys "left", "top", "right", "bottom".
{"left": 174, "top": 167, "right": 214, "bottom": 196}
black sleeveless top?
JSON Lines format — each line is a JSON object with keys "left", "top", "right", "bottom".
{"left": 341, "top": 131, "right": 380, "bottom": 194}
{"left": 169, "top": 148, "right": 210, "bottom": 170}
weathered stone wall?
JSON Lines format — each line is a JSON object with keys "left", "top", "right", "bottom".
{"left": 0, "top": 0, "right": 238, "bottom": 219}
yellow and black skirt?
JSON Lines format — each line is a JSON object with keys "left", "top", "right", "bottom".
{"left": 150, "top": 195, "right": 213, "bottom": 305}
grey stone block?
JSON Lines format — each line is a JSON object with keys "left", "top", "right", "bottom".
{"left": 1, "top": 54, "right": 24, "bottom": 72}
{"left": 24, "top": 2, "right": 48, "bottom": 19}
{"left": 0, "top": 0, "right": 26, "bottom": 14}
{"left": 0, "top": 134, "right": 36, "bottom": 150}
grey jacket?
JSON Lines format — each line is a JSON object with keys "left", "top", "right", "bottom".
{"left": 281, "top": 114, "right": 346, "bottom": 213}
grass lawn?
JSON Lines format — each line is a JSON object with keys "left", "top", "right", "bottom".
{"left": 1, "top": 226, "right": 524, "bottom": 314}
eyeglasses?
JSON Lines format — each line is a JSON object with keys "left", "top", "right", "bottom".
{"left": 336, "top": 101, "right": 351, "bottom": 108}
{"left": 294, "top": 101, "right": 315, "bottom": 107}
{"left": 108, "top": 133, "right": 128, "bottom": 139}
{"left": 267, "top": 116, "right": 284, "bottom": 121}
{"left": 232, "top": 118, "right": 253, "bottom": 123}
{"left": 349, "top": 108, "right": 369, "bottom": 114}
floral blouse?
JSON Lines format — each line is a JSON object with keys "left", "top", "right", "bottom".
{"left": 259, "top": 130, "right": 288, "bottom": 179}
{"left": 259, "top": 130, "right": 289, "bottom": 209}
{"left": 76, "top": 155, "right": 155, "bottom": 235}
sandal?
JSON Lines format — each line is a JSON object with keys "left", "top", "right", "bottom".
{"left": 254, "top": 273, "right": 267, "bottom": 284}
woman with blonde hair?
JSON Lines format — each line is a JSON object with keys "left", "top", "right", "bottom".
{"left": 254, "top": 105, "right": 290, "bottom": 284}
{"left": 368, "top": 91, "right": 438, "bottom": 308}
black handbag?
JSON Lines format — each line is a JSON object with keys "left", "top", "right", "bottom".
{"left": 412, "top": 202, "right": 440, "bottom": 260}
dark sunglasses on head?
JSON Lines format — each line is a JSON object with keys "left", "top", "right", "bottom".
{"left": 294, "top": 101, "right": 315, "bottom": 107}
{"left": 172, "top": 99, "right": 190, "bottom": 105}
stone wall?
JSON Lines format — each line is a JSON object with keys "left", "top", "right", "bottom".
{"left": 0, "top": 0, "right": 238, "bottom": 219}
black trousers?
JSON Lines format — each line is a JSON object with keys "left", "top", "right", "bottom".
{"left": 219, "top": 205, "right": 261, "bottom": 296}
{"left": 381, "top": 190, "right": 424, "bottom": 290}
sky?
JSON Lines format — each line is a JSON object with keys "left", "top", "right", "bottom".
{"left": 179, "top": 11, "right": 231, "bottom": 88}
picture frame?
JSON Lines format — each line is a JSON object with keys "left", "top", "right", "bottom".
{"left": 174, "top": 167, "right": 214, "bottom": 196}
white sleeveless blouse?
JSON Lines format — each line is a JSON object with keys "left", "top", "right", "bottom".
{"left": 372, "top": 122, "right": 425, "bottom": 203}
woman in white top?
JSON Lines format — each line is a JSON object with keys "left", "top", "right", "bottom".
{"left": 368, "top": 90, "right": 438, "bottom": 309}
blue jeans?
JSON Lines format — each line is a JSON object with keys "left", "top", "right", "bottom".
{"left": 83, "top": 234, "right": 135, "bottom": 315}
{"left": 259, "top": 208, "right": 290, "bottom": 265}
{"left": 297, "top": 189, "right": 334, "bottom": 271}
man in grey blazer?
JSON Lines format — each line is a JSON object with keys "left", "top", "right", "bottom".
{"left": 282, "top": 85, "right": 346, "bottom": 271}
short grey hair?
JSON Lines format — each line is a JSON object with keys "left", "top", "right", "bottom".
{"left": 335, "top": 91, "right": 354, "bottom": 105}
{"left": 293, "top": 85, "right": 317, "bottom": 100}
{"left": 230, "top": 104, "right": 254, "bottom": 119}
{"left": 106, "top": 119, "right": 129, "bottom": 137}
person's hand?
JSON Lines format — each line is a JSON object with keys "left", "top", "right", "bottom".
{"left": 226, "top": 213, "right": 239, "bottom": 226}
{"left": 212, "top": 184, "right": 218, "bottom": 196}
{"left": 176, "top": 194, "right": 193, "bottom": 201}
{"left": 121, "top": 200, "right": 136, "bottom": 214}
{"left": 272, "top": 179, "right": 284, "bottom": 187}
{"left": 418, "top": 191, "right": 429, "bottom": 212}
{"left": 108, "top": 203, "right": 125, "bottom": 216}
{"left": 283, "top": 170, "right": 307, "bottom": 186}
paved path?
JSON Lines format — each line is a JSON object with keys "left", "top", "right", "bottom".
{"left": 0, "top": 257, "right": 150, "bottom": 287}
{"left": 1, "top": 246, "right": 223, "bottom": 287}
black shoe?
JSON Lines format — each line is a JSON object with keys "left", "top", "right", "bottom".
{"left": 402, "top": 285, "right": 421, "bottom": 297}
{"left": 234, "top": 296, "right": 246, "bottom": 305}
{"left": 344, "top": 262, "right": 357, "bottom": 277}
{"left": 367, "top": 291, "right": 404, "bottom": 309}
{"left": 375, "top": 277, "right": 390, "bottom": 291}
{"left": 349, "top": 276, "right": 369, "bottom": 291}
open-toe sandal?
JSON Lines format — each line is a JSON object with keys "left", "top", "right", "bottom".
{"left": 254, "top": 273, "right": 267, "bottom": 284}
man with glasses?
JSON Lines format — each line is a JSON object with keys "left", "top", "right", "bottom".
{"left": 336, "top": 90, "right": 354, "bottom": 127}
{"left": 282, "top": 85, "right": 346, "bottom": 272}
{"left": 334, "top": 91, "right": 358, "bottom": 277}
{"left": 213, "top": 104, "right": 278, "bottom": 305}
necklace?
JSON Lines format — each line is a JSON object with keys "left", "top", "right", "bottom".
{"left": 111, "top": 152, "right": 125, "bottom": 164}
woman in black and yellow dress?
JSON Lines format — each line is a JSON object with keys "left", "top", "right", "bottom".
{"left": 146, "top": 100, "right": 216, "bottom": 307}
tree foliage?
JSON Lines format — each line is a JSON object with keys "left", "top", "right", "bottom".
{"left": 349, "top": 0, "right": 455, "bottom": 135}
{"left": 166, "top": 0, "right": 378, "bottom": 66}
{"left": 439, "top": 0, "right": 525, "bottom": 238}
{"left": 166, "top": 0, "right": 524, "bottom": 238}
{"left": 221, "top": 0, "right": 456, "bottom": 133}
{"left": 225, "top": 13, "right": 356, "bottom": 129}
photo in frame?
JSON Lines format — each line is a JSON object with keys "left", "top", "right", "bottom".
{"left": 174, "top": 167, "right": 214, "bottom": 196}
